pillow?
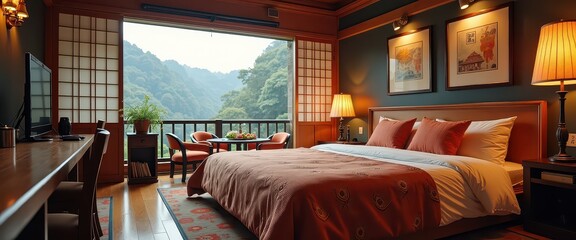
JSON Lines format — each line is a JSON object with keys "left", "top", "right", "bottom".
{"left": 366, "top": 118, "right": 417, "bottom": 148}
{"left": 379, "top": 116, "right": 421, "bottom": 147}
{"left": 379, "top": 116, "right": 397, "bottom": 122}
{"left": 407, "top": 117, "right": 471, "bottom": 155}
{"left": 448, "top": 117, "right": 517, "bottom": 164}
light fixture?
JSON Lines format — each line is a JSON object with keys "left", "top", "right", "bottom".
{"left": 458, "top": 0, "right": 476, "bottom": 10}
{"left": 392, "top": 14, "right": 408, "bottom": 31}
{"left": 1, "top": 0, "right": 28, "bottom": 29}
{"left": 532, "top": 20, "right": 576, "bottom": 162}
{"left": 329, "top": 94, "right": 356, "bottom": 141}
{"left": 141, "top": 4, "right": 279, "bottom": 28}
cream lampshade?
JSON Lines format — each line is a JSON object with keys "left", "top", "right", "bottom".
{"left": 532, "top": 20, "right": 576, "bottom": 162}
{"left": 330, "top": 94, "right": 355, "bottom": 141}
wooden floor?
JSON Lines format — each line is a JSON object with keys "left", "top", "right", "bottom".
{"left": 96, "top": 174, "right": 187, "bottom": 240}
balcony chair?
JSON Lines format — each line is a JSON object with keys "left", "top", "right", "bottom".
{"left": 48, "top": 121, "right": 108, "bottom": 237}
{"left": 166, "top": 133, "right": 213, "bottom": 182}
{"left": 257, "top": 132, "right": 291, "bottom": 150}
{"left": 191, "top": 131, "right": 229, "bottom": 153}
{"left": 47, "top": 129, "right": 110, "bottom": 240}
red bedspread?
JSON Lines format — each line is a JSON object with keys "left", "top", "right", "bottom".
{"left": 187, "top": 148, "right": 441, "bottom": 239}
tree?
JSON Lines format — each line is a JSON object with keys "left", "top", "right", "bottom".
{"left": 216, "top": 40, "right": 291, "bottom": 119}
{"left": 217, "top": 107, "right": 249, "bottom": 119}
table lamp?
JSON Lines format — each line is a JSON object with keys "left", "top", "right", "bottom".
{"left": 330, "top": 94, "right": 356, "bottom": 141}
{"left": 532, "top": 20, "right": 576, "bottom": 162}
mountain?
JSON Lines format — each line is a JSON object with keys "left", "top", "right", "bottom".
{"left": 123, "top": 41, "right": 242, "bottom": 119}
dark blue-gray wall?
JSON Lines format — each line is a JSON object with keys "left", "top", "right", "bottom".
{"left": 339, "top": 0, "right": 576, "bottom": 156}
{"left": 0, "top": 0, "right": 45, "bottom": 128}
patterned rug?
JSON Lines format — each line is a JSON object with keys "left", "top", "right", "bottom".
{"left": 157, "top": 187, "right": 256, "bottom": 240}
{"left": 96, "top": 196, "right": 113, "bottom": 240}
{"left": 158, "top": 187, "right": 545, "bottom": 240}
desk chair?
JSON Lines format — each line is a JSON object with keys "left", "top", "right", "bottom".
{"left": 48, "top": 129, "right": 110, "bottom": 240}
{"left": 96, "top": 119, "right": 105, "bottom": 129}
{"left": 166, "top": 133, "right": 212, "bottom": 182}
{"left": 48, "top": 122, "right": 107, "bottom": 237}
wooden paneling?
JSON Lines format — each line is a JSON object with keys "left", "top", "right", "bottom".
{"left": 337, "top": 0, "right": 453, "bottom": 40}
{"left": 295, "top": 123, "right": 331, "bottom": 147}
{"left": 51, "top": 0, "right": 339, "bottom": 39}
{"left": 72, "top": 123, "right": 124, "bottom": 183}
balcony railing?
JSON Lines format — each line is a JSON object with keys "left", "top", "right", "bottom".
{"left": 124, "top": 119, "right": 292, "bottom": 162}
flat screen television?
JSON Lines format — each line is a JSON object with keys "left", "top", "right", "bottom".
{"left": 15, "top": 52, "right": 53, "bottom": 141}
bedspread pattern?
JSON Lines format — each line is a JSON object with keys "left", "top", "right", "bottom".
{"left": 188, "top": 148, "right": 441, "bottom": 240}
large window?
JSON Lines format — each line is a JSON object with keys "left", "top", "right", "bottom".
{"left": 123, "top": 22, "right": 290, "bottom": 121}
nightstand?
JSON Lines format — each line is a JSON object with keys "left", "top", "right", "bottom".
{"left": 127, "top": 133, "right": 159, "bottom": 184}
{"left": 317, "top": 140, "right": 366, "bottom": 145}
{"left": 523, "top": 158, "right": 576, "bottom": 239}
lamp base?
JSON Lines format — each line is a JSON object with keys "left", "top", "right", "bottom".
{"left": 337, "top": 117, "right": 346, "bottom": 141}
{"left": 549, "top": 154, "right": 576, "bottom": 162}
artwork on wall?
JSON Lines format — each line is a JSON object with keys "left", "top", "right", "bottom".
{"left": 387, "top": 26, "right": 432, "bottom": 95}
{"left": 446, "top": 3, "right": 513, "bottom": 90}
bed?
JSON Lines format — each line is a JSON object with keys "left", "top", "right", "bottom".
{"left": 187, "top": 101, "right": 547, "bottom": 239}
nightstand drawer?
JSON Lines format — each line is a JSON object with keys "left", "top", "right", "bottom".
{"left": 128, "top": 134, "right": 157, "bottom": 148}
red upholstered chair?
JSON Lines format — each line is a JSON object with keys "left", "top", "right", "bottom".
{"left": 191, "top": 131, "right": 229, "bottom": 153}
{"left": 257, "top": 132, "right": 291, "bottom": 150}
{"left": 166, "top": 133, "right": 212, "bottom": 182}
{"left": 47, "top": 129, "right": 110, "bottom": 240}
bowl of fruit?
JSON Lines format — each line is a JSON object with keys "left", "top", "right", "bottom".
{"left": 225, "top": 131, "right": 256, "bottom": 140}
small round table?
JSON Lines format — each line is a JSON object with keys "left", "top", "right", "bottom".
{"left": 207, "top": 138, "right": 270, "bottom": 152}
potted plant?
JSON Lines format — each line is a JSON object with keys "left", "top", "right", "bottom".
{"left": 123, "top": 95, "right": 166, "bottom": 134}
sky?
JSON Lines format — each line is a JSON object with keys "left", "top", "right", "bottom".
{"left": 123, "top": 22, "right": 276, "bottom": 73}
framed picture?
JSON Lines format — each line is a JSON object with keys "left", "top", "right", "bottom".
{"left": 446, "top": 3, "right": 513, "bottom": 90}
{"left": 387, "top": 26, "right": 432, "bottom": 95}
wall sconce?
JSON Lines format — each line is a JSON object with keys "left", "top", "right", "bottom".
{"left": 392, "top": 15, "right": 408, "bottom": 31}
{"left": 458, "top": 0, "right": 476, "bottom": 10}
{"left": 1, "top": 0, "right": 28, "bottom": 29}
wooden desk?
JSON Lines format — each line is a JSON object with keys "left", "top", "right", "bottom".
{"left": 0, "top": 134, "right": 93, "bottom": 239}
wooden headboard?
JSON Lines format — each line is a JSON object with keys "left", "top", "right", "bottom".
{"left": 368, "top": 101, "right": 547, "bottom": 163}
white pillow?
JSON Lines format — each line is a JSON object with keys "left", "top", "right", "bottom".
{"left": 378, "top": 116, "right": 395, "bottom": 122}
{"left": 439, "top": 117, "right": 517, "bottom": 164}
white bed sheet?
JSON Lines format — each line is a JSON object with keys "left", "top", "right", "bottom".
{"left": 503, "top": 161, "right": 523, "bottom": 187}
{"left": 311, "top": 144, "right": 521, "bottom": 226}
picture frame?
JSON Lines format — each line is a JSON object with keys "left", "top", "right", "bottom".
{"left": 387, "top": 26, "right": 432, "bottom": 95}
{"left": 446, "top": 3, "right": 513, "bottom": 90}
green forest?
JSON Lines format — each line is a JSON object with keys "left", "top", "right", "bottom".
{"left": 123, "top": 39, "right": 291, "bottom": 120}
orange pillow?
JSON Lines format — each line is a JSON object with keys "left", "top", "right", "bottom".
{"left": 407, "top": 117, "right": 471, "bottom": 155}
{"left": 366, "top": 118, "right": 417, "bottom": 148}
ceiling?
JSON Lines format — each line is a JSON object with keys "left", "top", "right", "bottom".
{"left": 271, "top": 0, "right": 364, "bottom": 11}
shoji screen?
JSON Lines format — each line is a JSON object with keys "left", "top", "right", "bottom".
{"left": 294, "top": 38, "right": 337, "bottom": 147}
{"left": 56, "top": 12, "right": 123, "bottom": 183}
{"left": 58, "top": 13, "right": 120, "bottom": 124}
